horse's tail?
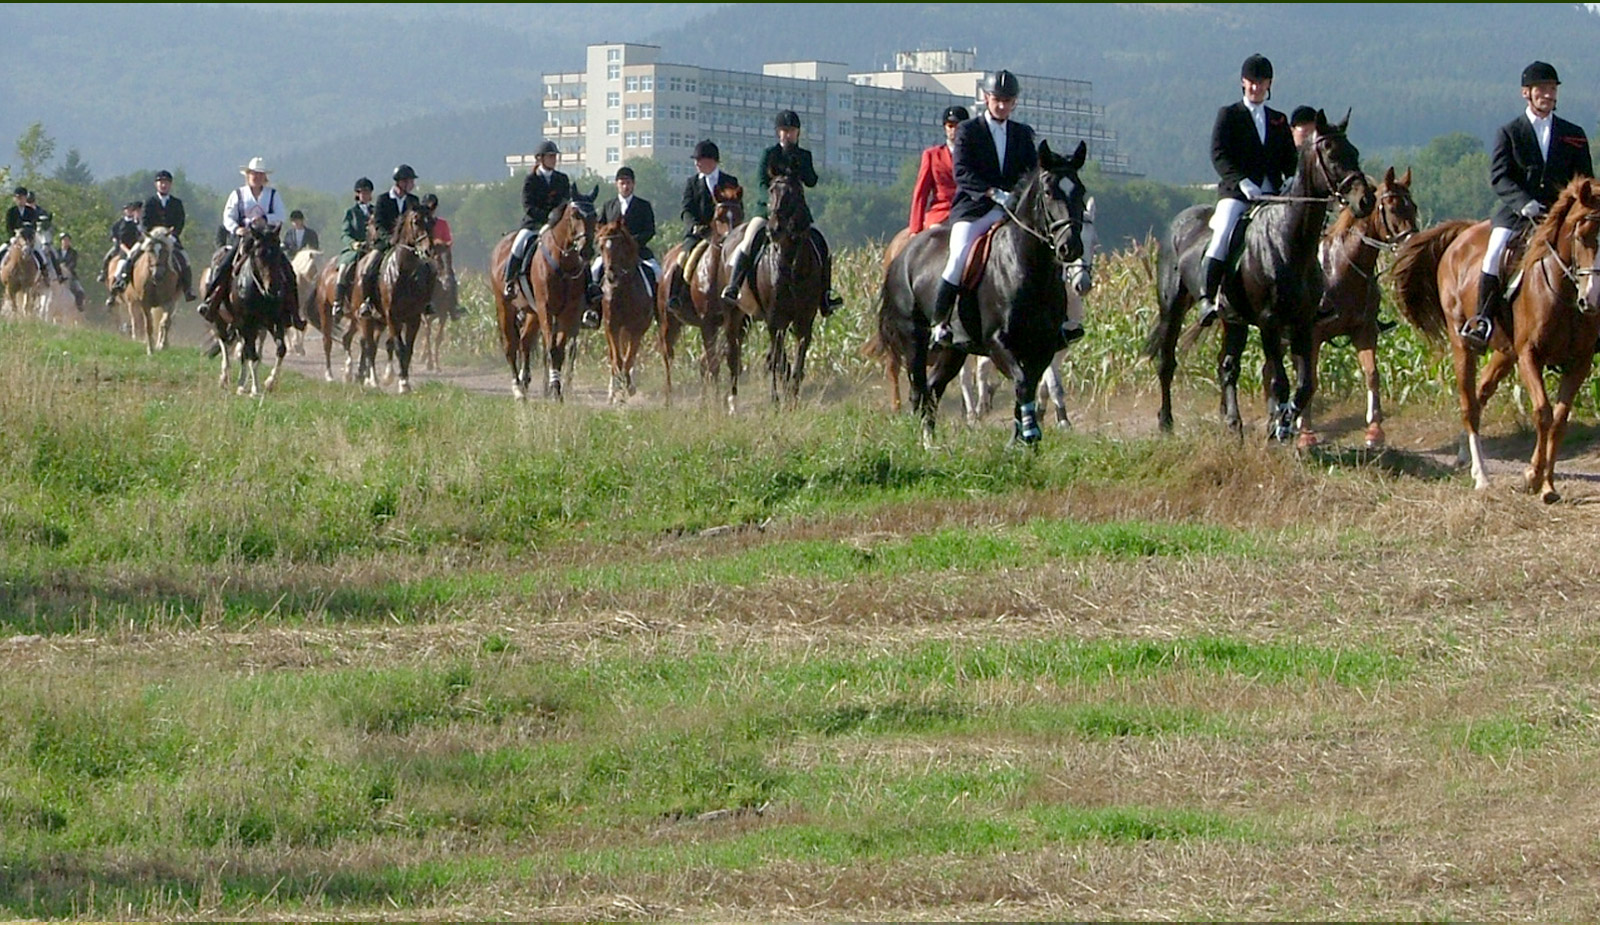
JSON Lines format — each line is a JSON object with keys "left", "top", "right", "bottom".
{"left": 1142, "top": 231, "right": 1183, "bottom": 360}
{"left": 1392, "top": 219, "right": 1474, "bottom": 342}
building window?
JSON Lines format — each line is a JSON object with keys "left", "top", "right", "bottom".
{"left": 640, "top": 132, "right": 653, "bottom": 147}
{"left": 606, "top": 120, "right": 619, "bottom": 136}
{"left": 626, "top": 76, "right": 639, "bottom": 92}
{"left": 607, "top": 48, "right": 621, "bottom": 62}
{"left": 607, "top": 64, "right": 620, "bottom": 80}
{"left": 685, "top": 106, "right": 697, "bottom": 121}
{"left": 642, "top": 76, "right": 654, "bottom": 91}
{"left": 625, "top": 131, "right": 639, "bottom": 147}
{"left": 839, "top": 121, "right": 852, "bottom": 137}
{"left": 641, "top": 103, "right": 653, "bottom": 119}
{"left": 606, "top": 147, "right": 620, "bottom": 164}
{"left": 685, "top": 80, "right": 697, "bottom": 93}
{"left": 669, "top": 105, "right": 682, "bottom": 120}
{"left": 670, "top": 77, "right": 682, "bottom": 92}
{"left": 606, "top": 92, "right": 620, "bottom": 109}
{"left": 625, "top": 103, "right": 639, "bottom": 120}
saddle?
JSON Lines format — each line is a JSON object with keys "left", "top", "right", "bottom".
{"left": 957, "top": 217, "right": 1011, "bottom": 292}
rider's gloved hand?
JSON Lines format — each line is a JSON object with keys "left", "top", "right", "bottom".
{"left": 991, "top": 189, "right": 1014, "bottom": 209}
{"left": 1521, "top": 200, "right": 1547, "bottom": 220}
{"left": 1239, "top": 179, "right": 1264, "bottom": 201}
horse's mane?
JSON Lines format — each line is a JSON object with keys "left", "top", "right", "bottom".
{"left": 1520, "top": 177, "right": 1599, "bottom": 275}
{"left": 716, "top": 184, "right": 743, "bottom": 203}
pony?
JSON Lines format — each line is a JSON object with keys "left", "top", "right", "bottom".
{"left": 213, "top": 223, "right": 292, "bottom": 396}
{"left": 1146, "top": 109, "right": 1375, "bottom": 443}
{"left": 877, "top": 139, "right": 1090, "bottom": 447}
{"left": 1392, "top": 176, "right": 1600, "bottom": 501}
{"left": 287, "top": 246, "right": 327, "bottom": 357}
{"left": 656, "top": 185, "right": 744, "bottom": 405}
{"left": 419, "top": 236, "right": 458, "bottom": 373}
{"left": 720, "top": 172, "right": 826, "bottom": 412}
{"left": 355, "top": 206, "right": 437, "bottom": 395}
{"left": 1, "top": 225, "right": 45, "bottom": 318}
{"left": 118, "top": 226, "right": 183, "bottom": 354}
{"left": 490, "top": 187, "right": 599, "bottom": 400}
{"left": 961, "top": 195, "right": 1100, "bottom": 427}
{"left": 1303, "top": 166, "right": 1418, "bottom": 447}
{"left": 595, "top": 219, "right": 655, "bottom": 403}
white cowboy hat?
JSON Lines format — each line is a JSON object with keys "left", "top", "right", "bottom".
{"left": 239, "top": 157, "right": 272, "bottom": 175}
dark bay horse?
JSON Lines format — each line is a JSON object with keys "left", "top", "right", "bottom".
{"left": 1147, "top": 110, "right": 1375, "bottom": 443}
{"left": 355, "top": 207, "right": 437, "bottom": 395}
{"left": 721, "top": 173, "right": 825, "bottom": 412}
{"left": 490, "top": 187, "right": 598, "bottom": 400}
{"left": 1393, "top": 176, "right": 1600, "bottom": 501}
{"left": 1305, "top": 166, "right": 1418, "bottom": 447}
{"left": 595, "top": 219, "right": 654, "bottom": 403}
{"left": 657, "top": 186, "right": 744, "bottom": 405}
{"left": 877, "top": 139, "right": 1089, "bottom": 447}
{"left": 214, "top": 224, "right": 292, "bottom": 396}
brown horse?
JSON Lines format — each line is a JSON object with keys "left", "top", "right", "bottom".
{"left": 656, "top": 185, "right": 744, "bottom": 405}
{"left": 1, "top": 227, "right": 45, "bottom": 318}
{"left": 721, "top": 173, "right": 826, "bottom": 412}
{"left": 595, "top": 220, "right": 654, "bottom": 403}
{"left": 119, "top": 226, "right": 183, "bottom": 354}
{"left": 355, "top": 207, "right": 437, "bottom": 395}
{"left": 490, "top": 188, "right": 598, "bottom": 400}
{"left": 1393, "top": 176, "right": 1600, "bottom": 501}
{"left": 304, "top": 256, "right": 357, "bottom": 382}
{"left": 419, "top": 240, "right": 457, "bottom": 373}
{"left": 1303, "top": 166, "right": 1419, "bottom": 447}
{"left": 213, "top": 224, "right": 292, "bottom": 396}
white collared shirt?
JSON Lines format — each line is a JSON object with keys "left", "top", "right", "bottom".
{"left": 389, "top": 188, "right": 408, "bottom": 212}
{"left": 617, "top": 194, "right": 632, "bottom": 215}
{"left": 223, "top": 183, "right": 284, "bottom": 234}
{"left": 1527, "top": 107, "right": 1553, "bottom": 161}
{"left": 985, "top": 112, "right": 1008, "bottom": 170}
{"left": 1243, "top": 97, "right": 1267, "bottom": 145}
{"left": 702, "top": 168, "right": 721, "bottom": 196}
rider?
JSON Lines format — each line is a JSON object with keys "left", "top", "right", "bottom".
{"left": 669, "top": 140, "right": 740, "bottom": 312}
{"left": 357, "top": 163, "right": 421, "bottom": 320}
{"left": 591, "top": 165, "right": 659, "bottom": 321}
{"left": 502, "top": 139, "right": 572, "bottom": 300}
{"left": 1459, "top": 60, "right": 1594, "bottom": 350}
{"left": 101, "top": 201, "right": 144, "bottom": 307}
{"left": 200, "top": 156, "right": 305, "bottom": 330}
{"left": 929, "top": 70, "right": 1039, "bottom": 349}
{"left": 1290, "top": 105, "right": 1318, "bottom": 148}
{"left": 1, "top": 186, "right": 61, "bottom": 283}
{"left": 909, "top": 104, "right": 969, "bottom": 234}
{"left": 422, "top": 192, "right": 462, "bottom": 319}
{"left": 721, "top": 110, "right": 845, "bottom": 316}
{"left": 54, "top": 231, "right": 86, "bottom": 312}
{"left": 331, "top": 177, "right": 375, "bottom": 319}
{"left": 1194, "top": 53, "right": 1298, "bottom": 329}
{"left": 25, "top": 191, "right": 70, "bottom": 285}
{"left": 283, "top": 210, "right": 320, "bottom": 257}
{"left": 109, "top": 169, "right": 197, "bottom": 304}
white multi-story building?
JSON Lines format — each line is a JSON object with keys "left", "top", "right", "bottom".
{"left": 512, "top": 44, "right": 1133, "bottom": 184}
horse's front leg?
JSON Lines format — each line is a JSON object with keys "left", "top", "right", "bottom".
{"left": 396, "top": 319, "right": 420, "bottom": 395}
{"left": 1354, "top": 332, "right": 1385, "bottom": 447}
{"left": 546, "top": 324, "right": 567, "bottom": 402}
{"left": 724, "top": 313, "right": 747, "bottom": 415}
{"left": 1537, "top": 358, "right": 1596, "bottom": 503}
{"left": 1217, "top": 322, "right": 1249, "bottom": 436}
{"left": 263, "top": 325, "right": 288, "bottom": 392}
{"left": 1042, "top": 357, "right": 1069, "bottom": 428}
{"left": 1256, "top": 324, "right": 1295, "bottom": 443}
{"left": 788, "top": 318, "right": 814, "bottom": 406}
{"left": 1287, "top": 323, "right": 1319, "bottom": 448}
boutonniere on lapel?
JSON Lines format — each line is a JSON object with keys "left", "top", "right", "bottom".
{"left": 1561, "top": 135, "right": 1587, "bottom": 149}
{"left": 1268, "top": 113, "right": 1286, "bottom": 127}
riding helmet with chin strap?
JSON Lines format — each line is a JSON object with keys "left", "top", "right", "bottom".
{"left": 1241, "top": 54, "right": 1273, "bottom": 81}
{"left": 392, "top": 164, "right": 418, "bottom": 182}
{"left": 774, "top": 110, "right": 801, "bottom": 129}
{"left": 1521, "top": 60, "right": 1560, "bottom": 86}
{"left": 354, "top": 177, "right": 374, "bottom": 193}
{"left": 983, "top": 69, "right": 1020, "bottom": 99}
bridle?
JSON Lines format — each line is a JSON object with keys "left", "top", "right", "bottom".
{"left": 995, "top": 170, "right": 1085, "bottom": 264}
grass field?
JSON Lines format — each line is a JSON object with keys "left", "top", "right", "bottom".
{"left": 5, "top": 244, "right": 1600, "bottom": 921}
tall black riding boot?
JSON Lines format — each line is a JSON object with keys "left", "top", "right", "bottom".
{"left": 502, "top": 249, "right": 524, "bottom": 299}
{"left": 1197, "top": 257, "right": 1226, "bottom": 327}
{"left": 721, "top": 249, "right": 752, "bottom": 302}
{"left": 929, "top": 279, "right": 968, "bottom": 348}
{"left": 1460, "top": 271, "right": 1500, "bottom": 350}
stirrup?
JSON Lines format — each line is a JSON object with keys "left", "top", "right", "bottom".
{"left": 357, "top": 302, "right": 378, "bottom": 320}
{"left": 1459, "top": 314, "right": 1493, "bottom": 350}
{"left": 581, "top": 308, "right": 601, "bottom": 330}
{"left": 1060, "top": 321, "right": 1085, "bottom": 346}
{"left": 1197, "top": 298, "right": 1220, "bottom": 328}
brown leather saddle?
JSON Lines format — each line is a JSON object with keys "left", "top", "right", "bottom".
{"left": 958, "top": 217, "right": 1010, "bottom": 292}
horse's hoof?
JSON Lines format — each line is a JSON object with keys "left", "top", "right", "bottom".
{"left": 1296, "top": 430, "right": 1320, "bottom": 451}
{"left": 1364, "top": 423, "right": 1386, "bottom": 448}
{"left": 1542, "top": 487, "right": 1562, "bottom": 504}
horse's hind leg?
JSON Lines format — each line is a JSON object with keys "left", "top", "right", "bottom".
{"left": 1217, "top": 322, "right": 1249, "bottom": 436}
{"left": 1043, "top": 358, "right": 1069, "bottom": 428}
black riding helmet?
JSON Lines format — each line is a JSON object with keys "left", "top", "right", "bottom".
{"left": 535, "top": 140, "right": 559, "bottom": 157}
{"left": 942, "top": 104, "right": 970, "bottom": 124}
{"left": 983, "top": 69, "right": 1020, "bottom": 99}
{"left": 1241, "top": 54, "right": 1273, "bottom": 81}
{"left": 354, "top": 177, "right": 374, "bottom": 192}
{"left": 775, "top": 110, "right": 801, "bottom": 129}
{"left": 393, "top": 163, "right": 418, "bottom": 182}
{"left": 1522, "top": 60, "right": 1560, "bottom": 86}
{"left": 692, "top": 139, "right": 720, "bottom": 161}
{"left": 1289, "top": 105, "right": 1317, "bottom": 126}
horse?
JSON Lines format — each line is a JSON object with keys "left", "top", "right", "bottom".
{"left": 118, "top": 226, "right": 183, "bottom": 354}
{"left": 1392, "top": 176, "right": 1600, "bottom": 502}
{"left": 213, "top": 224, "right": 292, "bottom": 396}
{"left": 355, "top": 207, "right": 437, "bottom": 395}
{"left": 595, "top": 219, "right": 655, "bottom": 403}
{"left": 877, "top": 138, "right": 1090, "bottom": 447}
{"left": 1, "top": 225, "right": 45, "bottom": 318}
{"left": 656, "top": 186, "right": 744, "bottom": 405}
{"left": 1146, "top": 109, "right": 1374, "bottom": 443}
{"left": 719, "top": 173, "right": 827, "bottom": 412}
{"left": 301, "top": 256, "right": 357, "bottom": 383}
{"left": 419, "top": 238, "right": 457, "bottom": 373}
{"left": 490, "top": 187, "right": 599, "bottom": 400}
{"left": 961, "top": 195, "right": 1100, "bottom": 427}
{"left": 287, "top": 247, "right": 327, "bottom": 357}
{"left": 1303, "top": 166, "right": 1418, "bottom": 448}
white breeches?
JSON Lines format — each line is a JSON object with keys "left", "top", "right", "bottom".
{"left": 1481, "top": 226, "right": 1517, "bottom": 277}
{"left": 731, "top": 216, "right": 768, "bottom": 257}
{"left": 1204, "top": 197, "right": 1250, "bottom": 262}
{"left": 940, "top": 207, "right": 1004, "bottom": 285}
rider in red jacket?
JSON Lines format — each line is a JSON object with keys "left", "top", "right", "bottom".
{"left": 908, "top": 104, "right": 968, "bottom": 234}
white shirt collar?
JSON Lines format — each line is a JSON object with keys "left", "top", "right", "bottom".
{"left": 702, "top": 168, "right": 721, "bottom": 188}
{"left": 1527, "top": 107, "right": 1554, "bottom": 158}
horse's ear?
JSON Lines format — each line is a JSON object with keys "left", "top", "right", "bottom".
{"left": 1338, "top": 108, "right": 1352, "bottom": 134}
{"left": 1401, "top": 167, "right": 1412, "bottom": 187}
{"left": 1070, "top": 140, "right": 1087, "bottom": 171}
{"left": 588, "top": 185, "right": 600, "bottom": 202}
{"left": 1383, "top": 166, "right": 1396, "bottom": 186}
{"left": 1038, "top": 139, "right": 1053, "bottom": 161}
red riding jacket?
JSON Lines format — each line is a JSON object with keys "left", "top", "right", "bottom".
{"left": 909, "top": 143, "right": 957, "bottom": 233}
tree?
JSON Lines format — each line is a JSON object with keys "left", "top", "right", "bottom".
{"left": 54, "top": 149, "right": 95, "bottom": 187}
{"left": 14, "top": 123, "right": 57, "bottom": 185}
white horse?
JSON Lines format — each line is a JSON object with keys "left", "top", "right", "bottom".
{"left": 287, "top": 247, "right": 327, "bottom": 356}
{"left": 960, "top": 196, "right": 1098, "bottom": 427}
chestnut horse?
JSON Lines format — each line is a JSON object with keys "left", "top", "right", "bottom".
{"left": 1, "top": 226, "right": 44, "bottom": 318}
{"left": 1393, "top": 176, "right": 1600, "bottom": 501}
{"left": 1304, "top": 166, "right": 1418, "bottom": 448}
{"left": 119, "top": 226, "right": 183, "bottom": 354}
{"left": 595, "top": 220, "right": 654, "bottom": 403}
{"left": 490, "top": 187, "right": 598, "bottom": 400}
{"left": 305, "top": 254, "right": 357, "bottom": 382}
{"left": 721, "top": 173, "right": 825, "bottom": 412}
{"left": 656, "top": 186, "right": 744, "bottom": 405}
{"left": 355, "top": 207, "right": 437, "bottom": 395}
